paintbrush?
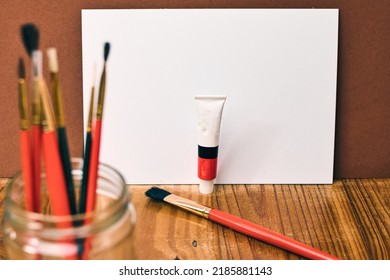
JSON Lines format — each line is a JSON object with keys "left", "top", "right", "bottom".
{"left": 145, "top": 186, "right": 341, "bottom": 260}
{"left": 79, "top": 65, "right": 96, "bottom": 214}
{"left": 31, "top": 49, "right": 73, "bottom": 218}
{"left": 85, "top": 42, "right": 110, "bottom": 213}
{"left": 47, "top": 47, "right": 77, "bottom": 215}
{"left": 21, "top": 23, "right": 41, "bottom": 212}
{"left": 17, "top": 57, "right": 37, "bottom": 212}
{"left": 22, "top": 23, "right": 72, "bottom": 217}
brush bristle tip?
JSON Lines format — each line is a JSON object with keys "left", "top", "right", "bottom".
{"left": 145, "top": 187, "right": 171, "bottom": 202}
{"left": 18, "top": 57, "right": 26, "bottom": 79}
{"left": 47, "top": 47, "right": 59, "bottom": 73}
{"left": 21, "top": 23, "right": 39, "bottom": 56}
{"left": 104, "top": 42, "right": 110, "bottom": 61}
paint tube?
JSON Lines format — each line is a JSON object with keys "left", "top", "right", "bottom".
{"left": 195, "top": 95, "right": 226, "bottom": 194}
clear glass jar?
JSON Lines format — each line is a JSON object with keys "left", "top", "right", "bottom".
{"left": 1, "top": 158, "right": 137, "bottom": 259}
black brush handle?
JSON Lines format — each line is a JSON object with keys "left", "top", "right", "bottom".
{"left": 57, "top": 127, "right": 78, "bottom": 215}
{"left": 79, "top": 132, "right": 92, "bottom": 214}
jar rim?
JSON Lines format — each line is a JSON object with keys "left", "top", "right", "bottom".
{"left": 4, "top": 157, "right": 130, "bottom": 225}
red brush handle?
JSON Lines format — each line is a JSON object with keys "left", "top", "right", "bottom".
{"left": 86, "top": 120, "right": 102, "bottom": 213}
{"left": 82, "top": 120, "right": 102, "bottom": 259}
{"left": 209, "top": 209, "right": 340, "bottom": 260}
{"left": 42, "top": 131, "right": 79, "bottom": 259}
{"left": 42, "top": 131, "right": 71, "bottom": 216}
{"left": 20, "top": 130, "right": 37, "bottom": 212}
{"left": 32, "top": 125, "right": 41, "bottom": 211}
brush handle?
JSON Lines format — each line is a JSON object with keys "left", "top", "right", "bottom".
{"left": 57, "top": 127, "right": 77, "bottom": 215}
{"left": 20, "top": 130, "right": 37, "bottom": 212}
{"left": 82, "top": 121, "right": 102, "bottom": 260}
{"left": 42, "top": 131, "right": 80, "bottom": 260}
{"left": 209, "top": 209, "right": 340, "bottom": 260}
{"left": 79, "top": 132, "right": 92, "bottom": 214}
{"left": 32, "top": 125, "right": 41, "bottom": 212}
{"left": 42, "top": 131, "right": 72, "bottom": 216}
{"left": 86, "top": 120, "right": 102, "bottom": 213}
{"left": 20, "top": 131, "right": 41, "bottom": 261}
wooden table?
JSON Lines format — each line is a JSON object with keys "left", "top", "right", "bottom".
{"left": 0, "top": 178, "right": 388, "bottom": 260}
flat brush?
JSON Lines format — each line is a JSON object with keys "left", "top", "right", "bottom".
{"left": 145, "top": 187, "right": 341, "bottom": 260}
{"left": 18, "top": 57, "right": 37, "bottom": 212}
{"left": 86, "top": 42, "right": 110, "bottom": 213}
{"left": 47, "top": 47, "right": 77, "bottom": 215}
{"left": 21, "top": 23, "right": 42, "bottom": 212}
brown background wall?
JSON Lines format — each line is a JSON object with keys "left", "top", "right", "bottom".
{"left": 1, "top": 0, "right": 389, "bottom": 179}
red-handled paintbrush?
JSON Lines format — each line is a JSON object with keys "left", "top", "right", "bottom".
{"left": 17, "top": 57, "right": 37, "bottom": 212}
{"left": 85, "top": 42, "right": 110, "bottom": 214}
{"left": 81, "top": 44, "right": 110, "bottom": 259}
{"left": 21, "top": 23, "right": 42, "bottom": 212}
{"left": 145, "top": 186, "right": 341, "bottom": 260}
{"left": 32, "top": 50, "right": 71, "bottom": 217}
{"left": 47, "top": 47, "right": 77, "bottom": 215}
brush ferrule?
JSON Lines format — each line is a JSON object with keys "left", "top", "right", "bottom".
{"left": 50, "top": 72, "right": 65, "bottom": 127}
{"left": 32, "top": 79, "right": 42, "bottom": 126}
{"left": 87, "top": 87, "right": 95, "bottom": 132}
{"left": 18, "top": 79, "right": 30, "bottom": 130}
{"left": 96, "top": 66, "right": 106, "bottom": 120}
{"left": 164, "top": 194, "right": 211, "bottom": 219}
{"left": 37, "top": 78, "right": 56, "bottom": 132}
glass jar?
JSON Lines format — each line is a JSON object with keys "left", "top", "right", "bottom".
{"left": 1, "top": 158, "right": 136, "bottom": 260}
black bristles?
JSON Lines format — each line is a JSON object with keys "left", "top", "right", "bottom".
{"left": 21, "top": 23, "right": 39, "bottom": 56}
{"left": 18, "top": 57, "right": 25, "bottom": 79}
{"left": 104, "top": 42, "right": 110, "bottom": 62}
{"left": 145, "top": 187, "right": 171, "bottom": 202}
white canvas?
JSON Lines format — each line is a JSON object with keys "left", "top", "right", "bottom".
{"left": 81, "top": 9, "right": 339, "bottom": 184}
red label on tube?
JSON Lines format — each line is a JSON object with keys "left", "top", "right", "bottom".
{"left": 198, "top": 157, "right": 217, "bottom": 180}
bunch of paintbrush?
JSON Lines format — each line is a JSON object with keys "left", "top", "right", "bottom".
{"left": 18, "top": 23, "right": 110, "bottom": 219}
{"left": 19, "top": 23, "right": 74, "bottom": 219}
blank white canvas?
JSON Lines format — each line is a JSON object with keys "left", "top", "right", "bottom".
{"left": 81, "top": 9, "right": 339, "bottom": 184}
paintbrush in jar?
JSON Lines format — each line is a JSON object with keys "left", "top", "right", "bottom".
{"left": 20, "top": 23, "right": 42, "bottom": 212}
{"left": 47, "top": 47, "right": 77, "bottom": 215}
{"left": 79, "top": 65, "right": 96, "bottom": 214}
{"left": 17, "top": 57, "right": 37, "bottom": 212}
{"left": 85, "top": 42, "right": 110, "bottom": 214}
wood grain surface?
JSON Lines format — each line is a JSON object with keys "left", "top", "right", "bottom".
{"left": 0, "top": 178, "right": 388, "bottom": 260}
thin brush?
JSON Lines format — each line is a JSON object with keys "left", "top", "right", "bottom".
{"left": 145, "top": 187, "right": 341, "bottom": 260}
{"left": 47, "top": 48, "right": 77, "bottom": 215}
{"left": 21, "top": 23, "right": 41, "bottom": 212}
{"left": 79, "top": 65, "right": 96, "bottom": 214}
{"left": 86, "top": 42, "right": 110, "bottom": 213}
{"left": 18, "top": 58, "right": 37, "bottom": 212}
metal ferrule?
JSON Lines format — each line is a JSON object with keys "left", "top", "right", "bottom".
{"left": 18, "top": 79, "right": 30, "bottom": 130}
{"left": 31, "top": 79, "right": 42, "bottom": 126}
{"left": 50, "top": 72, "right": 65, "bottom": 127}
{"left": 164, "top": 194, "right": 211, "bottom": 219}
{"left": 87, "top": 86, "right": 95, "bottom": 133}
{"left": 96, "top": 65, "right": 106, "bottom": 120}
{"left": 37, "top": 78, "right": 56, "bottom": 132}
